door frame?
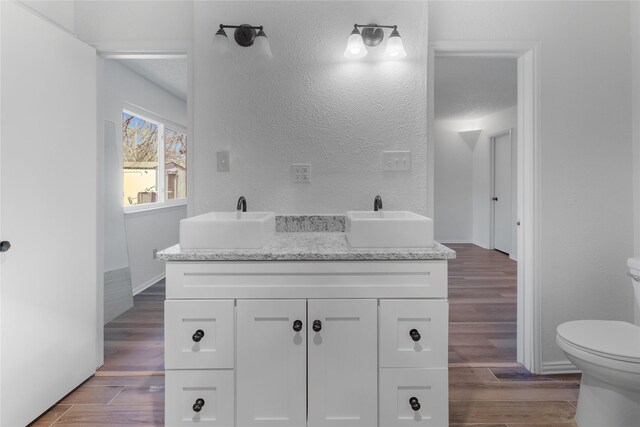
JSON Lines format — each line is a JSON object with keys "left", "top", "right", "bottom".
{"left": 489, "top": 128, "right": 513, "bottom": 252}
{"left": 91, "top": 40, "right": 194, "bottom": 368}
{"left": 428, "top": 40, "right": 542, "bottom": 373}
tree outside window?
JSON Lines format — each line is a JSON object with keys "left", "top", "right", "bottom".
{"left": 123, "top": 110, "right": 187, "bottom": 206}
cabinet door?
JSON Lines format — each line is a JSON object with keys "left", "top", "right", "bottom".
{"left": 236, "top": 300, "right": 307, "bottom": 427}
{"left": 308, "top": 299, "right": 378, "bottom": 427}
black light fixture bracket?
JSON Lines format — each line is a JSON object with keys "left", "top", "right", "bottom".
{"left": 353, "top": 24, "right": 398, "bottom": 47}
{"left": 218, "top": 24, "right": 265, "bottom": 47}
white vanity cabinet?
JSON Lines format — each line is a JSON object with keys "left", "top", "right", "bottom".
{"left": 163, "top": 259, "right": 450, "bottom": 427}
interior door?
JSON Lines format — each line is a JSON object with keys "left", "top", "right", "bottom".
{"left": 493, "top": 131, "right": 512, "bottom": 254}
{"left": 236, "top": 300, "right": 307, "bottom": 427}
{"left": 307, "top": 299, "right": 377, "bottom": 427}
{"left": 0, "top": 2, "right": 97, "bottom": 426}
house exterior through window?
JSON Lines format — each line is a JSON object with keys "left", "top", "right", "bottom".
{"left": 122, "top": 110, "right": 187, "bottom": 208}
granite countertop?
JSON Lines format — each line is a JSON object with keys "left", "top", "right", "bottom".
{"left": 157, "top": 232, "right": 456, "bottom": 262}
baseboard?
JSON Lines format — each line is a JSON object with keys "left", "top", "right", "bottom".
{"left": 104, "top": 263, "right": 129, "bottom": 273}
{"left": 541, "top": 360, "right": 580, "bottom": 375}
{"left": 133, "top": 272, "right": 165, "bottom": 296}
{"left": 472, "top": 241, "right": 491, "bottom": 250}
{"left": 438, "top": 239, "right": 474, "bottom": 244}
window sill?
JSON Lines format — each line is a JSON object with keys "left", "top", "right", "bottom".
{"left": 123, "top": 199, "right": 187, "bottom": 216}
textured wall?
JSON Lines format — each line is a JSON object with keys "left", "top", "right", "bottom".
{"left": 193, "top": 1, "right": 429, "bottom": 215}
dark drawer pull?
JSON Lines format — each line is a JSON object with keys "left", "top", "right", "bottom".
{"left": 192, "top": 329, "right": 205, "bottom": 343}
{"left": 409, "top": 329, "right": 421, "bottom": 342}
{"left": 312, "top": 320, "right": 322, "bottom": 332}
{"left": 193, "top": 398, "right": 205, "bottom": 412}
{"left": 293, "top": 320, "right": 303, "bottom": 332}
{"left": 0, "top": 241, "right": 11, "bottom": 252}
{"left": 409, "top": 396, "right": 421, "bottom": 411}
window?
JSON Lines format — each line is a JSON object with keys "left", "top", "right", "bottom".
{"left": 122, "top": 110, "right": 187, "bottom": 208}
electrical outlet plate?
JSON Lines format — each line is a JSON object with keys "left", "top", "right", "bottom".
{"left": 291, "top": 164, "right": 311, "bottom": 183}
{"left": 382, "top": 151, "right": 411, "bottom": 171}
{"left": 217, "top": 151, "right": 230, "bottom": 172}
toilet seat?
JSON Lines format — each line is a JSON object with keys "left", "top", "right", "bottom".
{"left": 557, "top": 320, "right": 640, "bottom": 364}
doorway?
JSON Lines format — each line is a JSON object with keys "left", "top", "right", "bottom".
{"left": 428, "top": 41, "right": 541, "bottom": 373}
{"left": 433, "top": 56, "right": 519, "bottom": 364}
{"left": 97, "top": 48, "right": 192, "bottom": 371}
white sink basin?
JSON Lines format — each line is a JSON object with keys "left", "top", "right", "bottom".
{"left": 345, "top": 211, "right": 434, "bottom": 248}
{"left": 180, "top": 212, "right": 275, "bottom": 249}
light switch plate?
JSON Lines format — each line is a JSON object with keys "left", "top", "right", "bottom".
{"left": 217, "top": 151, "right": 230, "bottom": 172}
{"left": 382, "top": 151, "right": 411, "bottom": 171}
{"left": 291, "top": 164, "right": 311, "bottom": 183}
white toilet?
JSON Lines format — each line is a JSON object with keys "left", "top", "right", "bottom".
{"left": 556, "top": 257, "right": 640, "bottom": 427}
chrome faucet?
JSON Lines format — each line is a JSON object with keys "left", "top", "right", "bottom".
{"left": 374, "top": 195, "right": 383, "bottom": 212}
{"left": 237, "top": 196, "right": 247, "bottom": 213}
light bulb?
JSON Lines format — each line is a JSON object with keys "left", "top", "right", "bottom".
{"left": 384, "top": 28, "right": 407, "bottom": 60}
{"left": 344, "top": 27, "right": 367, "bottom": 59}
{"left": 255, "top": 29, "right": 273, "bottom": 59}
{"left": 213, "top": 27, "right": 230, "bottom": 54}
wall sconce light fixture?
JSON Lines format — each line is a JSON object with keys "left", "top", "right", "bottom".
{"left": 344, "top": 24, "right": 406, "bottom": 60}
{"left": 213, "top": 24, "right": 272, "bottom": 58}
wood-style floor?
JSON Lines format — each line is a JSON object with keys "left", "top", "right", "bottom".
{"left": 30, "top": 244, "right": 580, "bottom": 427}
{"left": 447, "top": 243, "right": 518, "bottom": 365}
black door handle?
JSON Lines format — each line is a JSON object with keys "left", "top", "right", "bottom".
{"left": 312, "top": 320, "right": 322, "bottom": 332}
{"left": 492, "top": 197, "right": 498, "bottom": 201}
{"left": 0, "top": 241, "right": 10, "bottom": 252}
{"left": 293, "top": 320, "right": 303, "bottom": 332}
{"left": 409, "top": 397, "right": 421, "bottom": 411}
{"left": 193, "top": 398, "right": 205, "bottom": 412}
{"left": 192, "top": 329, "right": 205, "bottom": 342}
{"left": 409, "top": 329, "right": 421, "bottom": 342}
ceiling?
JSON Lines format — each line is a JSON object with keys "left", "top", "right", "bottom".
{"left": 117, "top": 58, "right": 188, "bottom": 102}
{"left": 434, "top": 57, "right": 517, "bottom": 122}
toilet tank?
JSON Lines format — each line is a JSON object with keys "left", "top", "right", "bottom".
{"left": 628, "top": 257, "right": 640, "bottom": 325}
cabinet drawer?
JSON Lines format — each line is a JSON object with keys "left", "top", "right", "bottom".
{"left": 166, "top": 370, "right": 234, "bottom": 426}
{"left": 380, "top": 300, "right": 448, "bottom": 368}
{"left": 165, "top": 300, "right": 234, "bottom": 369}
{"left": 380, "top": 368, "right": 448, "bottom": 427}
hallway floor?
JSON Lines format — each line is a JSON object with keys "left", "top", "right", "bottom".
{"left": 31, "top": 244, "right": 580, "bottom": 426}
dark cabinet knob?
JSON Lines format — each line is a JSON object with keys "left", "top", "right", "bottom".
{"left": 312, "top": 320, "right": 322, "bottom": 332}
{"left": 293, "top": 320, "right": 303, "bottom": 332}
{"left": 193, "top": 398, "right": 205, "bottom": 412}
{"left": 192, "top": 329, "right": 205, "bottom": 343}
{"left": 409, "top": 329, "right": 421, "bottom": 342}
{"left": 492, "top": 197, "right": 498, "bottom": 201}
{"left": 409, "top": 397, "right": 421, "bottom": 411}
{"left": 0, "top": 241, "right": 10, "bottom": 252}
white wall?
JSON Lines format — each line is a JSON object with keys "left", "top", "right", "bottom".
{"left": 431, "top": 1, "right": 635, "bottom": 369}
{"left": 103, "top": 59, "right": 187, "bottom": 291}
{"left": 434, "top": 105, "right": 517, "bottom": 255}
{"left": 433, "top": 120, "right": 474, "bottom": 242}
{"left": 74, "top": 0, "right": 193, "bottom": 44}
{"left": 632, "top": 1, "right": 640, "bottom": 324}
{"left": 192, "top": 1, "right": 429, "bottom": 215}
{"left": 19, "top": 1, "right": 74, "bottom": 34}
{"left": 124, "top": 206, "right": 184, "bottom": 294}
